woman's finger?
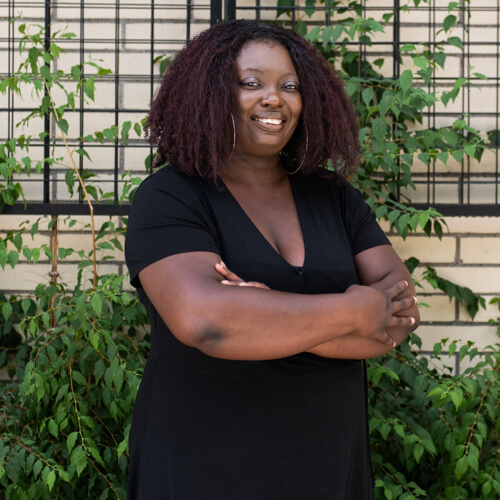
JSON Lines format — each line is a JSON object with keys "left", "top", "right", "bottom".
{"left": 239, "top": 281, "right": 270, "bottom": 289}
{"left": 391, "top": 295, "right": 417, "bottom": 313}
{"left": 371, "top": 330, "right": 396, "bottom": 347}
{"left": 387, "top": 315, "right": 415, "bottom": 328}
{"left": 217, "top": 262, "right": 270, "bottom": 289}
{"left": 215, "top": 262, "right": 244, "bottom": 282}
{"left": 386, "top": 280, "right": 409, "bottom": 299}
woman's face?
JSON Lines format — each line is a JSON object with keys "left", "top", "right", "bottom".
{"left": 234, "top": 40, "right": 302, "bottom": 158}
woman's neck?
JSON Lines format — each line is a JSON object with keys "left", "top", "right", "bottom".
{"left": 222, "top": 153, "right": 285, "bottom": 187}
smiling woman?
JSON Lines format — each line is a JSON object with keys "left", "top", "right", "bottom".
{"left": 234, "top": 41, "right": 302, "bottom": 158}
{"left": 125, "top": 20, "right": 419, "bottom": 500}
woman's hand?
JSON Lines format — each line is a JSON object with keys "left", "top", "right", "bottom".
{"left": 344, "top": 281, "right": 416, "bottom": 346}
{"left": 215, "top": 261, "right": 270, "bottom": 289}
{"left": 215, "top": 261, "right": 416, "bottom": 347}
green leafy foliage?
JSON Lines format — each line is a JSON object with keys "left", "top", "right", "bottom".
{"left": 302, "top": 0, "right": 485, "bottom": 240}
{"left": 0, "top": 22, "right": 143, "bottom": 213}
{"left": 0, "top": 276, "right": 149, "bottom": 498}
{"left": 369, "top": 336, "right": 500, "bottom": 500}
{"left": 1, "top": 5, "right": 499, "bottom": 500}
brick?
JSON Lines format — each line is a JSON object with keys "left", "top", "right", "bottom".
{"left": 445, "top": 217, "right": 500, "bottom": 234}
{"left": 122, "top": 82, "right": 151, "bottom": 109}
{"left": 461, "top": 237, "right": 500, "bottom": 264}
{"left": 0, "top": 215, "right": 49, "bottom": 232}
{"left": 389, "top": 235, "right": 456, "bottom": 263}
{"left": 418, "top": 294, "right": 456, "bottom": 322}
{"left": 429, "top": 266, "right": 500, "bottom": 294}
{"left": 1, "top": 263, "right": 52, "bottom": 292}
{"left": 415, "top": 324, "right": 500, "bottom": 351}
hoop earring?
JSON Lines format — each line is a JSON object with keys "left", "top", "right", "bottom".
{"left": 283, "top": 125, "right": 308, "bottom": 175}
{"left": 231, "top": 113, "right": 236, "bottom": 154}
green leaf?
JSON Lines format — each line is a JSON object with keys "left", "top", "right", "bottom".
{"left": 399, "top": 69, "right": 413, "bottom": 94}
{"left": 448, "top": 36, "right": 463, "bottom": 50}
{"left": 91, "top": 293, "right": 103, "bottom": 317}
{"left": 413, "top": 443, "right": 424, "bottom": 463}
{"left": 57, "top": 119, "right": 69, "bottom": 135}
{"left": 443, "top": 14, "right": 457, "bottom": 31}
{"left": 47, "top": 469, "right": 56, "bottom": 491}
{"left": 72, "top": 370, "right": 87, "bottom": 386}
{"left": 436, "top": 151, "right": 449, "bottom": 164}
{"left": 444, "top": 130, "right": 459, "bottom": 147}
{"left": 371, "top": 117, "right": 387, "bottom": 144}
{"left": 413, "top": 56, "right": 427, "bottom": 69}
{"left": 379, "top": 93, "right": 394, "bottom": 117}
{"left": 71, "top": 65, "right": 81, "bottom": 81}
{"left": 400, "top": 43, "right": 416, "bottom": 52}
{"left": 33, "top": 460, "right": 43, "bottom": 478}
{"left": 427, "top": 386, "right": 443, "bottom": 398}
{"left": 121, "top": 121, "right": 132, "bottom": 145}
{"left": 451, "top": 149, "right": 464, "bottom": 163}
{"left": 450, "top": 388, "right": 463, "bottom": 410}
{"left": 7, "top": 250, "right": 19, "bottom": 269}
{"left": 83, "top": 77, "right": 95, "bottom": 101}
{"left": 67, "top": 431, "right": 79, "bottom": 454}
{"left": 362, "top": 87, "right": 374, "bottom": 107}
{"left": 2, "top": 302, "right": 13, "bottom": 321}
{"left": 28, "top": 47, "right": 39, "bottom": 73}
{"left": 464, "top": 144, "right": 476, "bottom": 157}
{"left": 21, "top": 298, "right": 31, "bottom": 314}
{"left": 48, "top": 418, "right": 58, "bottom": 438}
{"left": 434, "top": 51, "right": 446, "bottom": 68}
{"left": 70, "top": 446, "right": 87, "bottom": 477}
{"left": 455, "top": 456, "right": 468, "bottom": 481}
{"left": 320, "top": 25, "right": 344, "bottom": 49}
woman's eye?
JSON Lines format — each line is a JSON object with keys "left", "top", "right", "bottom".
{"left": 240, "top": 81, "right": 259, "bottom": 88}
{"left": 283, "top": 83, "right": 300, "bottom": 91}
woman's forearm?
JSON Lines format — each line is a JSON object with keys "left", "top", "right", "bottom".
{"left": 139, "top": 252, "right": 413, "bottom": 361}
{"left": 306, "top": 323, "right": 418, "bottom": 360}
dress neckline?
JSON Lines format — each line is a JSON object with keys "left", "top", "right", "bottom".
{"left": 217, "top": 175, "right": 307, "bottom": 270}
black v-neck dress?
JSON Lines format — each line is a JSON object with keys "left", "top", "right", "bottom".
{"left": 125, "top": 166, "right": 389, "bottom": 500}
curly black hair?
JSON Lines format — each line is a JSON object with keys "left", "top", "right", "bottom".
{"left": 146, "top": 20, "right": 360, "bottom": 181}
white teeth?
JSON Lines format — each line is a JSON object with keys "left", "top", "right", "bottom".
{"left": 256, "top": 118, "right": 282, "bottom": 125}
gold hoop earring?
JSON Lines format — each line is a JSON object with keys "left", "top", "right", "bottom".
{"left": 231, "top": 113, "right": 236, "bottom": 154}
{"left": 283, "top": 125, "right": 308, "bottom": 175}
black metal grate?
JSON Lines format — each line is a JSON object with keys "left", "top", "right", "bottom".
{"left": 2, "top": 1, "right": 500, "bottom": 215}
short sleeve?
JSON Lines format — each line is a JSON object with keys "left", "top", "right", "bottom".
{"left": 343, "top": 182, "right": 390, "bottom": 255}
{"left": 125, "top": 168, "right": 220, "bottom": 288}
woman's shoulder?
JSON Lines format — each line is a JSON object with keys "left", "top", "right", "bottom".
{"left": 140, "top": 164, "right": 203, "bottom": 188}
{"left": 134, "top": 164, "right": 212, "bottom": 203}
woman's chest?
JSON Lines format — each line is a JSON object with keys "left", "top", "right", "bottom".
{"left": 205, "top": 182, "right": 359, "bottom": 294}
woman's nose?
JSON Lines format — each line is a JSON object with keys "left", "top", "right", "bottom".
{"left": 260, "top": 87, "right": 283, "bottom": 107}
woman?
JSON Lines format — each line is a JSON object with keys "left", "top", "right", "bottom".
{"left": 125, "top": 20, "right": 419, "bottom": 499}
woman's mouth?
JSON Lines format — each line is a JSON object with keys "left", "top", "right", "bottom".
{"left": 253, "top": 116, "right": 286, "bottom": 131}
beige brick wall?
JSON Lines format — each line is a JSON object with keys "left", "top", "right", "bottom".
{"left": 1, "top": 2, "right": 500, "bottom": 375}
{"left": 388, "top": 216, "right": 500, "bottom": 373}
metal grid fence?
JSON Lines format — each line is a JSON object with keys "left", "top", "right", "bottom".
{"left": 1, "top": 0, "right": 500, "bottom": 215}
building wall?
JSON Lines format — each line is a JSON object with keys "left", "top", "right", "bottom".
{"left": 1, "top": 1, "right": 500, "bottom": 375}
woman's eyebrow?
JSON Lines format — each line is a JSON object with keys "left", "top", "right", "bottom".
{"left": 241, "top": 68, "right": 298, "bottom": 78}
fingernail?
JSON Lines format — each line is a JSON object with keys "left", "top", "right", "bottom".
{"left": 238, "top": 282, "right": 248, "bottom": 286}
{"left": 410, "top": 317, "right": 415, "bottom": 325}
{"left": 221, "top": 280, "right": 230, "bottom": 284}
{"left": 220, "top": 261, "right": 227, "bottom": 268}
